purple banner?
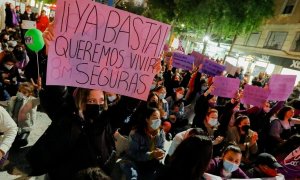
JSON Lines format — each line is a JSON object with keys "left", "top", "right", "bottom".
{"left": 200, "top": 59, "right": 226, "bottom": 76}
{"left": 211, "top": 76, "right": 240, "bottom": 98}
{"left": 172, "top": 52, "right": 195, "bottom": 70}
{"left": 191, "top": 51, "right": 207, "bottom": 66}
{"left": 268, "top": 74, "right": 296, "bottom": 101}
{"left": 241, "top": 85, "right": 270, "bottom": 107}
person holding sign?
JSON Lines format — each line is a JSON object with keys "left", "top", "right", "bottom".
{"left": 27, "top": 87, "right": 116, "bottom": 179}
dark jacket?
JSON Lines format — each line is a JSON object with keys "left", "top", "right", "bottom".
{"left": 26, "top": 86, "right": 116, "bottom": 179}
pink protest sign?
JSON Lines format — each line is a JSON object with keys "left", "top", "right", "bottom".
{"left": 200, "top": 59, "right": 226, "bottom": 76}
{"left": 267, "top": 74, "right": 296, "bottom": 101}
{"left": 211, "top": 76, "right": 240, "bottom": 98}
{"left": 241, "top": 85, "right": 270, "bottom": 107}
{"left": 225, "top": 61, "right": 239, "bottom": 76}
{"left": 172, "top": 52, "right": 194, "bottom": 71}
{"left": 191, "top": 51, "right": 207, "bottom": 66}
{"left": 46, "top": 0, "right": 171, "bottom": 101}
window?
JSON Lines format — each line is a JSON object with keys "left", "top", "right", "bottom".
{"left": 246, "top": 32, "right": 261, "bottom": 47}
{"left": 290, "top": 32, "right": 300, "bottom": 52}
{"left": 264, "top": 32, "right": 288, "bottom": 50}
{"left": 282, "top": 0, "right": 297, "bottom": 15}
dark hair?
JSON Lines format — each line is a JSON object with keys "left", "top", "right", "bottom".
{"left": 234, "top": 115, "right": 249, "bottom": 127}
{"left": 73, "top": 167, "right": 111, "bottom": 180}
{"left": 206, "top": 108, "right": 218, "bottom": 116}
{"left": 41, "top": 10, "right": 46, "bottom": 13}
{"left": 187, "top": 128, "right": 207, "bottom": 137}
{"left": 223, "top": 145, "right": 242, "bottom": 156}
{"left": 169, "top": 135, "right": 213, "bottom": 179}
{"left": 135, "top": 107, "right": 160, "bottom": 135}
{"left": 154, "top": 85, "right": 166, "bottom": 92}
{"left": 2, "top": 52, "right": 17, "bottom": 64}
{"left": 277, "top": 106, "right": 294, "bottom": 120}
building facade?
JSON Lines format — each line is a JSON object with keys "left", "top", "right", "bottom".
{"left": 228, "top": 0, "right": 300, "bottom": 83}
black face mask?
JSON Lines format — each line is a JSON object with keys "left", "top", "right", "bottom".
{"left": 83, "top": 104, "right": 103, "bottom": 123}
{"left": 148, "top": 101, "right": 158, "bottom": 108}
{"left": 241, "top": 125, "right": 250, "bottom": 134}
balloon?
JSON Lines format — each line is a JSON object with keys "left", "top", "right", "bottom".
{"left": 24, "top": 28, "right": 45, "bottom": 52}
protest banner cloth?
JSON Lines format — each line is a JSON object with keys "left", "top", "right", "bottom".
{"left": 224, "top": 61, "right": 239, "bottom": 76}
{"left": 200, "top": 59, "right": 226, "bottom": 77}
{"left": 267, "top": 74, "right": 296, "bottom": 101}
{"left": 21, "top": 20, "right": 36, "bottom": 29}
{"left": 241, "top": 85, "right": 270, "bottom": 107}
{"left": 46, "top": 0, "right": 170, "bottom": 101}
{"left": 211, "top": 76, "right": 240, "bottom": 98}
{"left": 191, "top": 51, "right": 207, "bottom": 66}
{"left": 172, "top": 52, "right": 194, "bottom": 71}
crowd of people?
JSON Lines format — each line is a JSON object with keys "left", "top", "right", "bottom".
{"left": 0, "top": 2, "right": 300, "bottom": 180}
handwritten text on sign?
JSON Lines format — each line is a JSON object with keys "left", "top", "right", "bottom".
{"left": 211, "top": 76, "right": 240, "bottom": 98}
{"left": 267, "top": 74, "right": 296, "bottom": 101}
{"left": 46, "top": 0, "right": 170, "bottom": 100}
{"left": 200, "top": 59, "right": 226, "bottom": 77}
{"left": 172, "top": 52, "right": 194, "bottom": 71}
{"left": 241, "top": 85, "right": 270, "bottom": 107}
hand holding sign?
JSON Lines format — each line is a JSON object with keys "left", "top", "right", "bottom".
{"left": 43, "top": 22, "right": 55, "bottom": 55}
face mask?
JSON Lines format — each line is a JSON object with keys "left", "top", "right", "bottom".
{"left": 148, "top": 101, "right": 158, "bottom": 108}
{"left": 159, "top": 93, "right": 166, "bottom": 100}
{"left": 84, "top": 104, "right": 103, "bottom": 121}
{"left": 176, "top": 93, "right": 184, "bottom": 100}
{"left": 263, "top": 107, "right": 271, "bottom": 113}
{"left": 208, "top": 118, "right": 218, "bottom": 127}
{"left": 223, "top": 160, "right": 239, "bottom": 173}
{"left": 4, "top": 64, "right": 14, "bottom": 70}
{"left": 201, "top": 86, "right": 207, "bottom": 92}
{"left": 150, "top": 84, "right": 156, "bottom": 90}
{"left": 241, "top": 125, "right": 250, "bottom": 134}
{"left": 16, "top": 92, "right": 25, "bottom": 99}
{"left": 233, "top": 107, "right": 240, "bottom": 112}
{"left": 107, "top": 95, "right": 117, "bottom": 102}
{"left": 151, "top": 119, "right": 161, "bottom": 130}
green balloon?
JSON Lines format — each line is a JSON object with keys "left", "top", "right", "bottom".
{"left": 25, "top": 28, "right": 45, "bottom": 52}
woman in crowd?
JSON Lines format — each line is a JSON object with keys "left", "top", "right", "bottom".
{"left": 0, "top": 52, "right": 23, "bottom": 97}
{"left": 226, "top": 116, "right": 258, "bottom": 163}
{"left": 121, "top": 107, "right": 165, "bottom": 180}
{"left": 206, "top": 145, "right": 249, "bottom": 179}
{"left": 157, "top": 135, "right": 213, "bottom": 180}
{"left": 27, "top": 86, "right": 116, "bottom": 179}
{"left": 269, "top": 106, "right": 300, "bottom": 152}
{"left": 36, "top": 10, "right": 49, "bottom": 32}
{"left": 106, "top": 92, "right": 121, "bottom": 107}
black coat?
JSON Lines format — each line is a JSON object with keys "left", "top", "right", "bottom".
{"left": 26, "top": 86, "right": 116, "bottom": 179}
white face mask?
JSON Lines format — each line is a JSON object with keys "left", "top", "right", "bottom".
{"left": 176, "top": 93, "right": 184, "bottom": 100}
{"left": 208, "top": 118, "right": 218, "bottom": 127}
{"left": 150, "top": 119, "right": 161, "bottom": 130}
{"left": 16, "top": 92, "right": 26, "bottom": 99}
{"left": 159, "top": 93, "right": 166, "bottom": 99}
{"left": 4, "top": 64, "right": 14, "bottom": 70}
{"left": 150, "top": 84, "right": 156, "bottom": 90}
{"left": 107, "top": 95, "right": 117, "bottom": 102}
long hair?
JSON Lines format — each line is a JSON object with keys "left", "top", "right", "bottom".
{"left": 234, "top": 115, "right": 249, "bottom": 127}
{"left": 135, "top": 107, "right": 160, "bottom": 136}
{"left": 73, "top": 88, "right": 108, "bottom": 112}
{"left": 169, "top": 135, "right": 213, "bottom": 180}
{"left": 277, "top": 106, "right": 294, "bottom": 120}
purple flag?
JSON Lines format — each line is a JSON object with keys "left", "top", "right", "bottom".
{"left": 241, "top": 85, "right": 270, "bottom": 107}
{"left": 211, "top": 76, "right": 240, "bottom": 98}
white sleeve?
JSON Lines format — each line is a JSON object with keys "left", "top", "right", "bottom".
{"left": 167, "top": 135, "right": 182, "bottom": 156}
{"left": 0, "top": 107, "right": 18, "bottom": 154}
